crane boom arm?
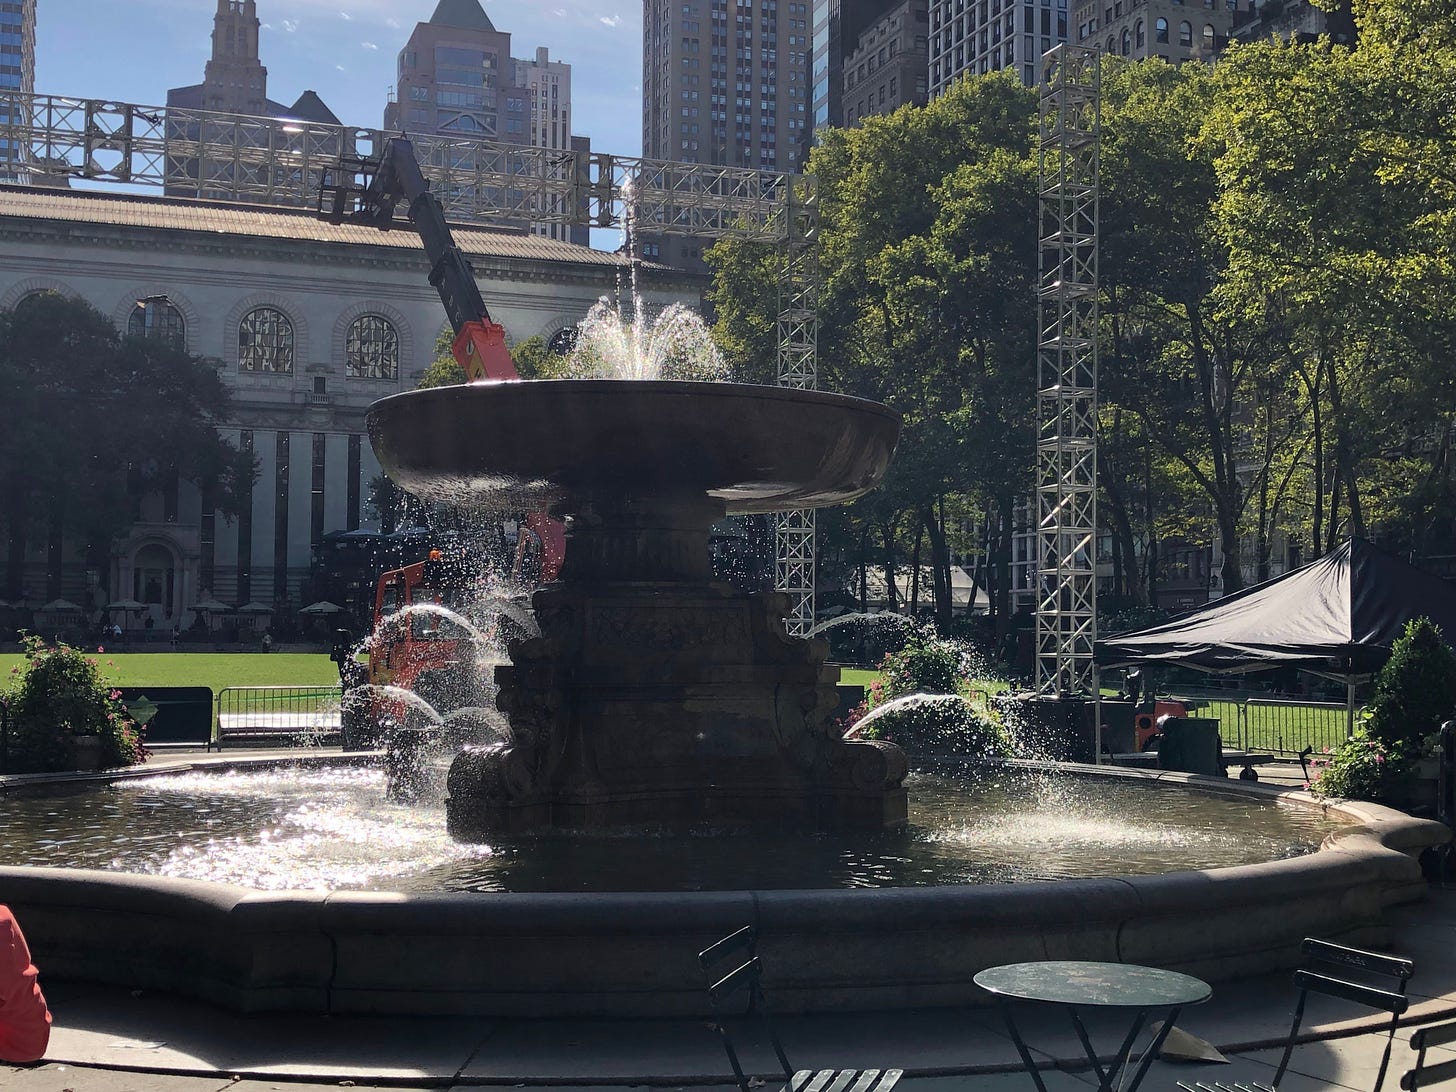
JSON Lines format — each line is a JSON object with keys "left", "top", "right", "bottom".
{"left": 321, "top": 137, "right": 517, "bottom": 382}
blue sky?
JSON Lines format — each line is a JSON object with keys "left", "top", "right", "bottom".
{"left": 33, "top": 0, "right": 644, "bottom": 166}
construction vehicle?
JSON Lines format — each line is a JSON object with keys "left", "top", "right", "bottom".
{"left": 320, "top": 138, "right": 564, "bottom": 747}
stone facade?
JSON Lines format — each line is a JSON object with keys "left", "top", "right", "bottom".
{"left": 1073, "top": 0, "right": 1252, "bottom": 62}
{"left": 0, "top": 185, "right": 704, "bottom": 630}
{"left": 843, "top": 0, "right": 929, "bottom": 125}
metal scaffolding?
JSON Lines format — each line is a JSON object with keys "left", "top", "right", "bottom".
{"left": 0, "top": 90, "right": 821, "bottom": 632}
{"left": 1034, "top": 47, "right": 1101, "bottom": 697}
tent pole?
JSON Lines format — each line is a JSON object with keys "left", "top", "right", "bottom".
{"left": 1093, "top": 665, "right": 1103, "bottom": 766}
{"left": 1347, "top": 678, "right": 1356, "bottom": 741}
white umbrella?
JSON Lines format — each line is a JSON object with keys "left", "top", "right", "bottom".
{"left": 236, "top": 601, "right": 273, "bottom": 614}
{"left": 40, "top": 598, "right": 83, "bottom": 612}
{"left": 107, "top": 598, "right": 146, "bottom": 612}
{"left": 299, "top": 600, "right": 345, "bottom": 615}
{"left": 194, "top": 599, "right": 233, "bottom": 613}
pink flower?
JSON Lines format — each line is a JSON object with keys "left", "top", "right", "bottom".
{"left": 97, "top": 646, "right": 105, "bottom": 653}
{"left": 109, "top": 689, "right": 122, "bottom": 701}
{"left": 1374, "top": 753, "right": 1385, "bottom": 764}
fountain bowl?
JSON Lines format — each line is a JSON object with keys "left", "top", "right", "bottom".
{"left": 366, "top": 380, "right": 900, "bottom": 512}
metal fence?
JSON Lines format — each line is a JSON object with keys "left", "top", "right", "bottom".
{"left": 1167, "top": 689, "right": 1353, "bottom": 757}
{"left": 214, "top": 685, "right": 343, "bottom": 748}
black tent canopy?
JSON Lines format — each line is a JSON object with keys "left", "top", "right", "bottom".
{"left": 1095, "top": 538, "right": 1456, "bottom": 677}
{"left": 1092, "top": 538, "right": 1456, "bottom": 749}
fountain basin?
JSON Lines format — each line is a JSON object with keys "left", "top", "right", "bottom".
{"left": 366, "top": 380, "right": 900, "bottom": 512}
{"left": 0, "top": 760, "right": 1444, "bottom": 1017}
{"left": 367, "top": 378, "right": 909, "bottom": 835}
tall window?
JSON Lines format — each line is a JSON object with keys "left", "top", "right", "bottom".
{"left": 1202, "top": 22, "right": 1216, "bottom": 47}
{"left": 238, "top": 307, "right": 295, "bottom": 373}
{"left": 1179, "top": 19, "right": 1193, "bottom": 44}
{"left": 128, "top": 298, "right": 186, "bottom": 350}
{"left": 346, "top": 315, "right": 400, "bottom": 380}
{"left": 1135, "top": 19, "right": 1145, "bottom": 46}
{"left": 1120, "top": 27, "right": 1130, "bottom": 53}
{"left": 1156, "top": 17, "right": 1169, "bottom": 41}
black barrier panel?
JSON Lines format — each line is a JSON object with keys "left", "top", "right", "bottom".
{"left": 118, "top": 687, "right": 214, "bottom": 746}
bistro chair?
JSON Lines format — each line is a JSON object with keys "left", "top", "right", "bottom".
{"left": 698, "top": 925, "right": 903, "bottom": 1092}
{"left": 1400, "top": 1019, "right": 1456, "bottom": 1090}
{"left": 1178, "top": 938, "right": 1414, "bottom": 1092}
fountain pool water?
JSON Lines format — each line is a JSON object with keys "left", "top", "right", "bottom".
{"left": 0, "top": 763, "right": 1345, "bottom": 893}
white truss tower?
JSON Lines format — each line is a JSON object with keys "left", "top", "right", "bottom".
{"left": 1034, "top": 47, "right": 1101, "bottom": 697}
{"left": 774, "top": 174, "right": 820, "bottom": 634}
{"left": 0, "top": 91, "right": 821, "bottom": 633}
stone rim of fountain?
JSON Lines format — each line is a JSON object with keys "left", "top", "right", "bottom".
{"left": 0, "top": 756, "right": 1445, "bottom": 1018}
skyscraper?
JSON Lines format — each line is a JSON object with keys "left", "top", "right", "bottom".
{"left": 385, "top": 0, "right": 584, "bottom": 241}
{"left": 166, "top": 1, "right": 340, "bottom": 122}
{"left": 642, "top": 0, "right": 814, "bottom": 269}
{"left": 0, "top": 0, "right": 36, "bottom": 183}
{"left": 807, "top": 0, "right": 895, "bottom": 166}
{"left": 928, "top": 0, "right": 1067, "bottom": 95}
{"left": 385, "top": 0, "right": 522, "bottom": 143}
{"left": 164, "top": 1, "right": 340, "bottom": 200}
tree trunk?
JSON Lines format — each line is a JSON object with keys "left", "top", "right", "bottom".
{"left": 921, "top": 506, "right": 953, "bottom": 632}
{"left": 881, "top": 519, "right": 899, "bottom": 612}
{"left": 908, "top": 520, "right": 924, "bottom": 617}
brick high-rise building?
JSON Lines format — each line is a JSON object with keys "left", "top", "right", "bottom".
{"left": 929, "top": 0, "right": 1067, "bottom": 94}
{"left": 0, "top": 0, "right": 36, "bottom": 183}
{"left": 642, "top": 0, "right": 814, "bottom": 271}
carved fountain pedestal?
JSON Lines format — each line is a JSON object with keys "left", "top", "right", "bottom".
{"left": 367, "top": 380, "right": 908, "bottom": 836}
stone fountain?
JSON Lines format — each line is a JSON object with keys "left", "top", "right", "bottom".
{"left": 367, "top": 378, "right": 908, "bottom": 836}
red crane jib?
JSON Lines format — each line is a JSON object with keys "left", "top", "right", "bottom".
{"left": 453, "top": 319, "right": 518, "bottom": 382}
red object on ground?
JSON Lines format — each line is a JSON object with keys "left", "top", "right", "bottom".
{"left": 0, "top": 905, "right": 51, "bottom": 1064}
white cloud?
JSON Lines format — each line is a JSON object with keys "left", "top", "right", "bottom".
{"left": 335, "top": 64, "right": 347, "bottom": 71}
{"left": 599, "top": 14, "right": 621, "bottom": 27}
{"left": 339, "top": 10, "right": 352, "bottom": 20}
{"left": 281, "top": 18, "right": 299, "bottom": 31}
{"left": 362, "top": 40, "right": 378, "bottom": 49}
{"left": 385, "top": 17, "right": 401, "bottom": 28}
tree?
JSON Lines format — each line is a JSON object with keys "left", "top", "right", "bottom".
{"left": 0, "top": 294, "right": 254, "bottom": 600}
{"left": 707, "top": 77, "right": 1040, "bottom": 631}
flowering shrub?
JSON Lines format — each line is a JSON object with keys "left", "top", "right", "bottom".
{"left": 2, "top": 634, "right": 147, "bottom": 773}
{"left": 878, "top": 628, "right": 962, "bottom": 702}
{"left": 1309, "top": 727, "right": 1414, "bottom": 804}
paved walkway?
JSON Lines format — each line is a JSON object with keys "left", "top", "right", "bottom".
{"left": 5, "top": 884, "right": 1456, "bottom": 1092}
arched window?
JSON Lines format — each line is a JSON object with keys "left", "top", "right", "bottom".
{"left": 238, "top": 307, "right": 295, "bottom": 373}
{"left": 1120, "top": 27, "right": 1130, "bottom": 53}
{"left": 1107, "top": 35, "right": 1116, "bottom": 52}
{"left": 17, "top": 289, "right": 61, "bottom": 309}
{"left": 1202, "top": 22, "right": 1216, "bottom": 47}
{"left": 128, "top": 298, "right": 186, "bottom": 350}
{"left": 346, "top": 314, "right": 400, "bottom": 379}
{"left": 1135, "top": 19, "right": 1145, "bottom": 46}
{"left": 1156, "top": 17, "right": 1169, "bottom": 41}
{"left": 1179, "top": 19, "right": 1193, "bottom": 45}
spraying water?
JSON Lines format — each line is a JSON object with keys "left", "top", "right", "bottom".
{"left": 806, "top": 612, "right": 917, "bottom": 639}
{"left": 559, "top": 175, "right": 728, "bottom": 382}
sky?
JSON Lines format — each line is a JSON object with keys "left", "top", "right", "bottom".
{"left": 32, "top": 0, "right": 642, "bottom": 246}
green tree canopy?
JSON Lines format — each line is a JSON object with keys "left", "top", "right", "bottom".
{"left": 0, "top": 293, "right": 255, "bottom": 599}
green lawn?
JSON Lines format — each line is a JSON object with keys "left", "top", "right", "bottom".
{"left": 0, "top": 652, "right": 340, "bottom": 696}
{"left": 837, "top": 668, "right": 881, "bottom": 689}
